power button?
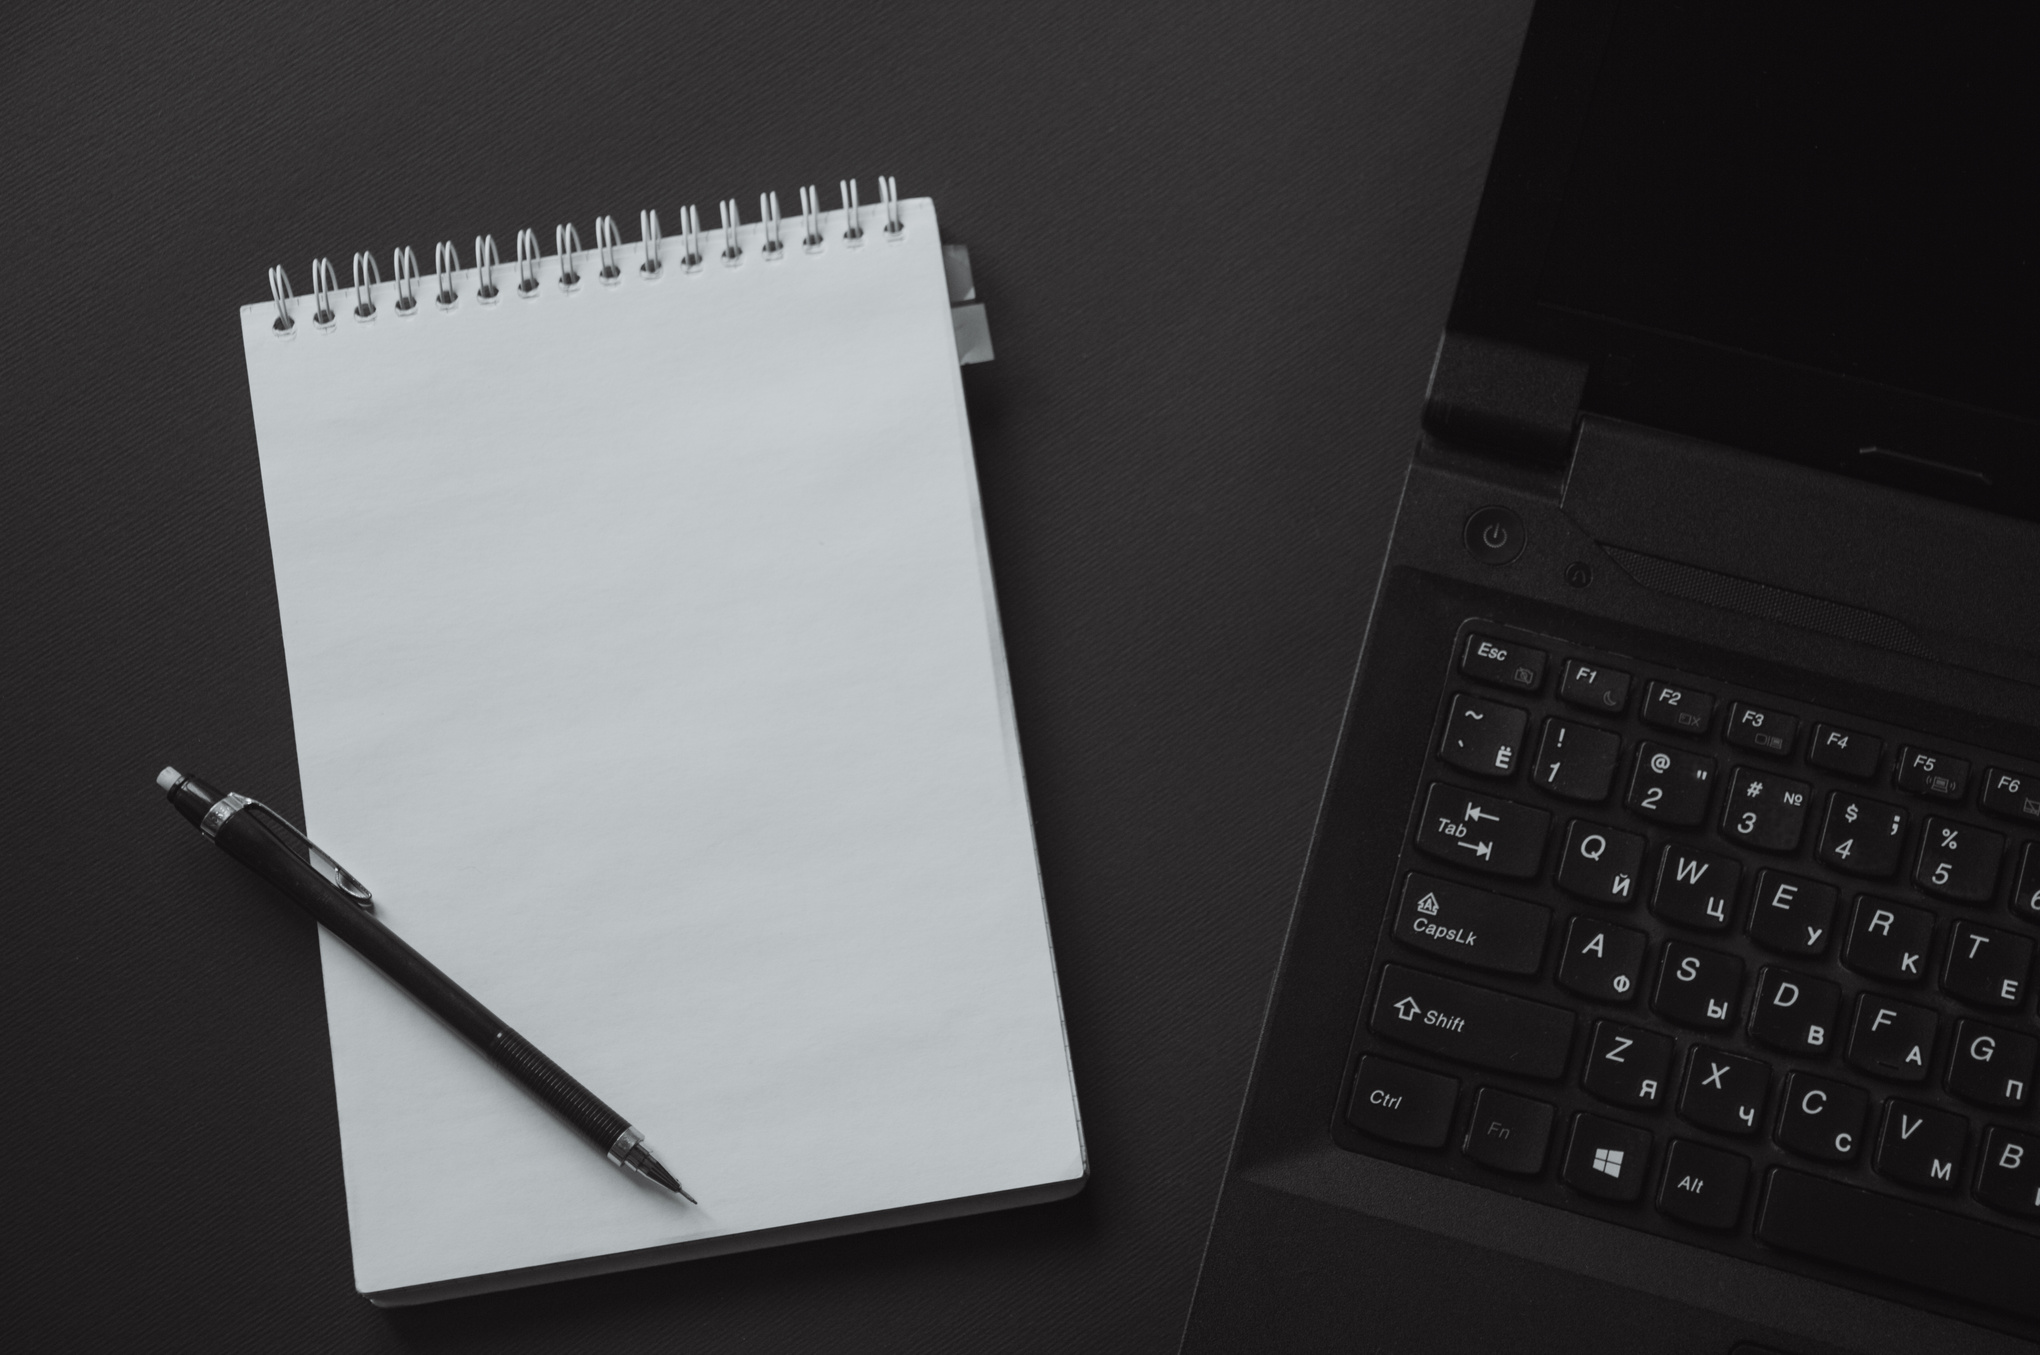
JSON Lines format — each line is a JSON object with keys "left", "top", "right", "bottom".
{"left": 1464, "top": 505, "right": 1525, "bottom": 565}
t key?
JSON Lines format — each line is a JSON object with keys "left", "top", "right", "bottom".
{"left": 1415, "top": 783, "right": 1549, "bottom": 878}
{"left": 1942, "top": 921, "right": 2032, "bottom": 1009}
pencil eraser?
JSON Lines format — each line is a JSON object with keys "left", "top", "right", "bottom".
{"left": 156, "top": 766, "right": 183, "bottom": 791}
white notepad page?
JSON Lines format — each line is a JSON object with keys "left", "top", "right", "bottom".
{"left": 238, "top": 197, "right": 1084, "bottom": 1299}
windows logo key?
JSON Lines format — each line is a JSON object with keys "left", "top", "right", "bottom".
{"left": 1592, "top": 1147, "right": 1625, "bottom": 1178}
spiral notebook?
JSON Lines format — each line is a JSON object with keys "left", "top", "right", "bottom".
{"left": 238, "top": 182, "right": 1085, "bottom": 1305}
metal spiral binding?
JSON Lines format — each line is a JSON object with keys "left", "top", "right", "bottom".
{"left": 352, "top": 252, "right": 381, "bottom": 318}
{"left": 434, "top": 242, "right": 460, "bottom": 308}
{"left": 677, "top": 206, "right": 703, "bottom": 272}
{"left": 595, "top": 216, "right": 622, "bottom": 282}
{"left": 516, "top": 229, "right": 541, "bottom": 295}
{"left": 799, "top": 185, "right": 824, "bottom": 253}
{"left": 759, "top": 191, "right": 784, "bottom": 260}
{"left": 555, "top": 224, "right": 582, "bottom": 289}
{"left": 640, "top": 210, "right": 663, "bottom": 276}
{"left": 880, "top": 176, "right": 904, "bottom": 239}
{"left": 267, "top": 266, "right": 295, "bottom": 333}
{"left": 475, "top": 235, "right": 501, "bottom": 300}
{"left": 719, "top": 199, "right": 743, "bottom": 266}
{"left": 392, "top": 246, "right": 420, "bottom": 313}
{"left": 839, "top": 179, "right": 863, "bottom": 245}
{"left": 311, "top": 258, "right": 338, "bottom": 327}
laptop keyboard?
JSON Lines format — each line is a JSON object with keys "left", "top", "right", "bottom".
{"left": 1338, "top": 622, "right": 2040, "bottom": 1321}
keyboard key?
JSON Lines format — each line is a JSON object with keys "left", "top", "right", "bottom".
{"left": 1874, "top": 1098, "right": 1967, "bottom": 1191}
{"left": 1625, "top": 742, "right": 1716, "bottom": 827}
{"left": 1947, "top": 1020, "right": 2036, "bottom": 1110}
{"left": 1915, "top": 816, "right": 2004, "bottom": 903}
{"left": 1807, "top": 723, "right": 1882, "bottom": 779}
{"left": 1747, "top": 966, "right": 1839, "bottom": 1057}
{"left": 1461, "top": 634, "right": 1545, "bottom": 692}
{"left": 1942, "top": 920, "right": 2032, "bottom": 1008}
{"left": 1745, "top": 870, "right": 1835, "bottom": 957}
{"left": 1392, "top": 873, "right": 1549, "bottom": 976}
{"left": 1581, "top": 1020, "right": 1673, "bottom": 1109}
{"left": 1555, "top": 820, "right": 1645, "bottom": 905}
{"left": 1370, "top": 965, "right": 1573, "bottom": 1079}
{"left": 1414, "top": 783, "right": 1549, "bottom": 878}
{"left": 1981, "top": 768, "right": 2040, "bottom": 826}
{"left": 1346, "top": 1055, "right": 1459, "bottom": 1146}
{"left": 1758, "top": 1168, "right": 2040, "bottom": 1321}
{"left": 1976, "top": 1127, "right": 2040, "bottom": 1219}
{"left": 1841, "top": 895, "right": 1933, "bottom": 985}
{"left": 1815, "top": 792, "right": 1907, "bottom": 877}
{"left": 1531, "top": 718, "right": 1621, "bottom": 802}
{"left": 1678, "top": 1045, "right": 1770, "bottom": 1135}
{"left": 1774, "top": 1072, "right": 1867, "bottom": 1162}
{"left": 1846, "top": 993, "right": 1936, "bottom": 1082}
{"left": 1437, "top": 693, "right": 1528, "bottom": 779}
{"left": 2012, "top": 843, "right": 2040, "bottom": 923}
{"left": 1461, "top": 1086, "right": 1554, "bottom": 1174}
{"left": 1896, "top": 745, "right": 1968, "bottom": 801}
{"left": 1724, "top": 701, "right": 1796, "bottom": 757}
{"left": 1559, "top": 659, "right": 1630, "bottom": 714}
{"left": 1561, "top": 1113, "right": 1652, "bottom": 1202}
{"left": 1651, "top": 942, "right": 1744, "bottom": 1029}
{"left": 1720, "top": 766, "right": 1811, "bottom": 853}
{"left": 1649, "top": 843, "right": 1740, "bottom": 931}
{"left": 1641, "top": 680, "right": 1713, "bottom": 737}
{"left": 1656, "top": 1139, "right": 1749, "bottom": 1229}
{"left": 1556, "top": 916, "right": 1647, "bottom": 1003}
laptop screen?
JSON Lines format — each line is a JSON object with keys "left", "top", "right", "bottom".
{"left": 1538, "top": 3, "right": 2034, "bottom": 425}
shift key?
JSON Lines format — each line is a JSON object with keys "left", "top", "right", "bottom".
{"left": 1415, "top": 783, "right": 1550, "bottom": 878}
{"left": 1372, "top": 964, "right": 1574, "bottom": 1079}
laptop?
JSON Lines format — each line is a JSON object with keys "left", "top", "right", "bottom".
{"left": 1182, "top": 3, "right": 2039, "bottom": 1352}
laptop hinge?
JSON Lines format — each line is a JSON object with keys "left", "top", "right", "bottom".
{"left": 1422, "top": 331, "right": 1589, "bottom": 467}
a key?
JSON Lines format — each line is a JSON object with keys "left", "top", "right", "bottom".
{"left": 1746, "top": 870, "right": 1835, "bottom": 957}
{"left": 1392, "top": 873, "right": 1550, "bottom": 976}
{"left": 1942, "top": 920, "right": 2032, "bottom": 1008}
{"left": 1555, "top": 820, "right": 1645, "bottom": 906}
{"left": 1873, "top": 1098, "right": 1967, "bottom": 1192}
{"left": 1655, "top": 1139, "right": 1750, "bottom": 1230}
{"left": 1641, "top": 680, "right": 1713, "bottom": 737}
{"left": 1560, "top": 1113, "right": 1652, "bottom": 1202}
{"left": 1723, "top": 701, "right": 1796, "bottom": 757}
{"left": 1461, "top": 634, "right": 1545, "bottom": 692}
{"left": 1946, "top": 1020, "right": 2036, "bottom": 1110}
{"left": 1915, "top": 816, "right": 2004, "bottom": 903}
{"left": 1841, "top": 895, "right": 1934, "bottom": 985}
{"left": 1437, "top": 693, "right": 1529, "bottom": 779}
{"left": 1816, "top": 792, "right": 1907, "bottom": 878}
{"left": 1533, "top": 718, "right": 1622, "bottom": 802}
{"left": 1345, "top": 1055, "right": 1460, "bottom": 1147}
{"left": 1846, "top": 994, "right": 1936, "bottom": 1082}
{"left": 1556, "top": 916, "right": 1648, "bottom": 1003}
{"left": 1720, "top": 766, "right": 1811, "bottom": 853}
{"left": 1896, "top": 746, "right": 1968, "bottom": 801}
{"left": 1976, "top": 1127, "right": 2040, "bottom": 1218}
{"left": 2013, "top": 843, "right": 2040, "bottom": 923}
{"left": 1559, "top": 659, "right": 1630, "bottom": 715}
{"left": 1747, "top": 966, "right": 1839, "bottom": 1057}
{"left": 1581, "top": 1020, "right": 1673, "bottom": 1110}
{"left": 1370, "top": 965, "right": 1573, "bottom": 1079}
{"left": 1807, "top": 723, "right": 1882, "bottom": 779}
{"left": 1649, "top": 843, "right": 1740, "bottom": 932}
{"left": 1414, "top": 783, "right": 1550, "bottom": 878}
{"left": 1460, "top": 1087, "right": 1554, "bottom": 1175}
{"left": 1773, "top": 1072, "right": 1867, "bottom": 1162}
{"left": 1625, "top": 742, "right": 1716, "bottom": 827}
{"left": 1651, "top": 942, "right": 1744, "bottom": 1030}
{"left": 1678, "top": 1045, "right": 1770, "bottom": 1135}
{"left": 1981, "top": 768, "right": 2040, "bottom": 826}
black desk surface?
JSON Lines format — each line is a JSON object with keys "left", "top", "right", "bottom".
{"left": 1, "top": 2, "right": 1528, "bottom": 1348}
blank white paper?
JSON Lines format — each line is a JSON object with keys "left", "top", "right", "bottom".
{"left": 237, "top": 198, "right": 1083, "bottom": 1296}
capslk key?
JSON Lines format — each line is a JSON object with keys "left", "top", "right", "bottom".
{"left": 1415, "top": 783, "right": 1549, "bottom": 878}
{"left": 1370, "top": 965, "right": 1573, "bottom": 1079}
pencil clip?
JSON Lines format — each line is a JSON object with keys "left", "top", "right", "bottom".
{"left": 209, "top": 796, "right": 376, "bottom": 911}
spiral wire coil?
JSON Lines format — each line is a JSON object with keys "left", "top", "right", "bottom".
{"left": 677, "top": 206, "right": 703, "bottom": 271}
{"left": 475, "top": 235, "right": 501, "bottom": 300}
{"left": 759, "top": 192, "right": 784, "bottom": 259}
{"left": 435, "top": 242, "right": 460, "bottom": 308}
{"left": 352, "top": 252, "right": 381, "bottom": 318}
{"left": 555, "top": 224, "right": 583, "bottom": 288}
{"left": 311, "top": 258, "right": 338, "bottom": 326}
{"left": 799, "top": 185, "right": 824, "bottom": 252}
{"left": 880, "top": 176, "right": 903, "bottom": 238}
{"left": 393, "top": 246, "right": 420, "bottom": 313}
{"left": 839, "top": 179, "right": 864, "bottom": 244}
{"left": 516, "top": 229, "right": 541, "bottom": 295}
{"left": 718, "top": 200, "right": 743, "bottom": 266}
{"left": 640, "top": 210, "right": 663, "bottom": 276}
{"left": 595, "top": 216, "right": 622, "bottom": 281}
{"left": 268, "top": 266, "right": 295, "bottom": 332}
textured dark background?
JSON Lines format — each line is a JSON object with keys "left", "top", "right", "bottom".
{"left": 0, "top": 1, "right": 1527, "bottom": 1349}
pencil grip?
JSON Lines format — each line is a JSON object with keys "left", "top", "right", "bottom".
{"left": 488, "top": 1030, "right": 630, "bottom": 1150}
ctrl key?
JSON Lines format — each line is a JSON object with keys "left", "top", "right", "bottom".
{"left": 1561, "top": 1113, "right": 1653, "bottom": 1202}
{"left": 1347, "top": 1055, "right": 1459, "bottom": 1147}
